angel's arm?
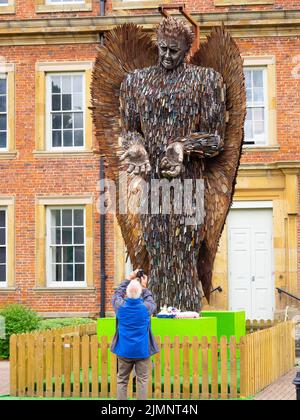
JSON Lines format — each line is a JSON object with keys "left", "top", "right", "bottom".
{"left": 119, "top": 74, "right": 151, "bottom": 176}
{"left": 180, "top": 70, "right": 226, "bottom": 158}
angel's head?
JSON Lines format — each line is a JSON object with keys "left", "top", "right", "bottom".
{"left": 157, "top": 17, "right": 195, "bottom": 70}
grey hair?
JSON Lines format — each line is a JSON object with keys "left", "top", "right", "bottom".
{"left": 126, "top": 280, "right": 142, "bottom": 299}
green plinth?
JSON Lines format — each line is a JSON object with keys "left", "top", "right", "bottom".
{"left": 201, "top": 311, "right": 246, "bottom": 343}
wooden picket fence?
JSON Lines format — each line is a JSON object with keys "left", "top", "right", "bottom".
{"left": 10, "top": 321, "right": 295, "bottom": 399}
{"left": 246, "top": 319, "right": 279, "bottom": 333}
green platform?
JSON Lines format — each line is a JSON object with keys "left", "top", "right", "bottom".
{"left": 201, "top": 311, "right": 246, "bottom": 343}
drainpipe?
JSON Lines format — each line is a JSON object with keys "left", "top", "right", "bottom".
{"left": 99, "top": 0, "right": 106, "bottom": 317}
{"left": 100, "top": 158, "right": 106, "bottom": 318}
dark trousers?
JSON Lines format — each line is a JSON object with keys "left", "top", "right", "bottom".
{"left": 117, "top": 356, "right": 150, "bottom": 400}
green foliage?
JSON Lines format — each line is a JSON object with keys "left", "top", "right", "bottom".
{"left": 0, "top": 304, "right": 41, "bottom": 359}
{"left": 38, "top": 318, "right": 95, "bottom": 331}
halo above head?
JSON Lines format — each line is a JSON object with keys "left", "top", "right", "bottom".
{"left": 157, "top": 16, "right": 195, "bottom": 52}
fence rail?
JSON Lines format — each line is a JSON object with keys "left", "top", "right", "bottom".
{"left": 10, "top": 321, "right": 295, "bottom": 399}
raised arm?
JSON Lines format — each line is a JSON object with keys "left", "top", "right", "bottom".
{"left": 119, "top": 73, "right": 151, "bottom": 176}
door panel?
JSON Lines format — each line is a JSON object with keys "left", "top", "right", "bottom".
{"left": 228, "top": 208, "right": 274, "bottom": 320}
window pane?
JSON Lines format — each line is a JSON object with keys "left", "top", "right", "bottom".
{"left": 253, "top": 71, "right": 263, "bottom": 87}
{"left": 52, "top": 246, "right": 62, "bottom": 264}
{"left": 62, "top": 228, "right": 72, "bottom": 244}
{"left": 51, "top": 209, "right": 61, "bottom": 227}
{"left": 244, "top": 70, "right": 251, "bottom": 86}
{"left": 63, "top": 264, "right": 73, "bottom": 282}
{"left": 0, "top": 114, "right": 6, "bottom": 131}
{"left": 62, "top": 94, "right": 72, "bottom": 110}
{"left": 74, "top": 228, "right": 84, "bottom": 244}
{"left": 51, "top": 228, "right": 61, "bottom": 244}
{"left": 62, "top": 209, "right": 72, "bottom": 226}
{"left": 245, "top": 121, "right": 253, "bottom": 140}
{"left": 62, "top": 76, "right": 72, "bottom": 94}
{"left": 63, "top": 246, "right": 73, "bottom": 263}
{"left": 0, "top": 211, "right": 5, "bottom": 227}
{"left": 253, "top": 108, "right": 264, "bottom": 121}
{"left": 52, "top": 131, "right": 62, "bottom": 147}
{"left": 254, "top": 121, "right": 265, "bottom": 136}
{"left": 73, "top": 94, "right": 83, "bottom": 110}
{"left": 0, "top": 228, "right": 5, "bottom": 245}
{"left": 73, "top": 76, "right": 83, "bottom": 93}
{"left": 75, "top": 264, "right": 84, "bottom": 282}
{"left": 0, "top": 79, "right": 6, "bottom": 95}
{"left": 246, "top": 88, "right": 252, "bottom": 103}
{"left": 51, "top": 76, "right": 61, "bottom": 94}
{"left": 74, "top": 209, "right": 83, "bottom": 226}
{"left": 0, "top": 248, "right": 6, "bottom": 264}
{"left": 52, "top": 114, "right": 62, "bottom": 130}
{"left": 0, "top": 95, "right": 6, "bottom": 113}
{"left": 253, "top": 87, "right": 264, "bottom": 103}
{"left": 63, "top": 130, "right": 73, "bottom": 147}
{"left": 74, "top": 130, "right": 83, "bottom": 147}
{"left": 52, "top": 95, "right": 61, "bottom": 111}
{"left": 0, "top": 132, "right": 6, "bottom": 148}
{"left": 75, "top": 246, "right": 84, "bottom": 262}
{"left": 74, "top": 113, "right": 83, "bottom": 129}
{"left": 63, "top": 113, "right": 73, "bottom": 129}
{"left": 52, "top": 264, "right": 62, "bottom": 282}
{"left": 0, "top": 265, "right": 6, "bottom": 282}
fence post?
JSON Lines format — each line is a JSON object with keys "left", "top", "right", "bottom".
{"left": 9, "top": 334, "right": 17, "bottom": 397}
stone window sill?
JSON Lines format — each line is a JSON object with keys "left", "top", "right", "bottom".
{"left": 0, "top": 151, "right": 18, "bottom": 160}
{"left": 214, "top": 0, "right": 274, "bottom": 6}
{"left": 33, "top": 287, "right": 96, "bottom": 293}
{"left": 33, "top": 149, "right": 95, "bottom": 157}
{"left": 0, "top": 288, "right": 17, "bottom": 292}
{"left": 243, "top": 145, "right": 280, "bottom": 152}
{"left": 0, "top": 6, "right": 15, "bottom": 14}
{"left": 36, "top": 4, "right": 92, "bottom": 13}
{"left": 112, "top": 1, "right": 167, "bottom": 10}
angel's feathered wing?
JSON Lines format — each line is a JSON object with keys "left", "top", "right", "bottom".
{"left": 190, "top": 27, "right": 246, "bottom": 301}
{"left": 91, "top": 24, "right": 157, "bottom": 272}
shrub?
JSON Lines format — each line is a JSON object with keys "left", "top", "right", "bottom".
{"left": 38, "top": 317, "right": 95, "bottom": 331}
{"left": 0, "top": 304, "right": 41, "bottom": 359}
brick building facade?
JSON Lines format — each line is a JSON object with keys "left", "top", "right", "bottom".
{"left": 0, "top": 0, "right": 299, "bottom": 319}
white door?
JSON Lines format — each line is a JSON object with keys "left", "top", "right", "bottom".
{"left": 228, "top": 208, "right": 274, "bottom": 320}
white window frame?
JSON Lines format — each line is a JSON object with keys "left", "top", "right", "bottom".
{"left": 0, "top": 208, "right": 7, "bottom": 288}
{"left": 244, "top": 65, "right": 269, "bottom": 148}
{"left": 46, "top": 72, "right": 86, "bottom": 152}
{"left": 0, "top": 74, "right": 8, "bottom": 152}
{"left": 244, "top": 66, "right": 269, "bottom": 147}
{"left": 46, "top": 206, "right": 86, "bottom": 288}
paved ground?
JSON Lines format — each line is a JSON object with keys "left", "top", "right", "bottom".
{"left": 0, "top": 361, "right": 9, "bottom": 396}
{"left": 255, "top": 368, "right": 299, "bottom": 400}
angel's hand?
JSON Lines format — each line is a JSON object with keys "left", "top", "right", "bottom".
{"left": 161, "top": 142, "right": 184, "bottom": 178}
{"left": 120, "top": 144, "right": 151, "bottom": 176}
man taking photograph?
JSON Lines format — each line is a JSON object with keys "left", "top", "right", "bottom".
{"left": 111, "top": 269, "right": 159, "bottom": 400}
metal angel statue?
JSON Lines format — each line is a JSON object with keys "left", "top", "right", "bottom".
{"left": 91, "top": 17, "right": 246, "bottom": 311}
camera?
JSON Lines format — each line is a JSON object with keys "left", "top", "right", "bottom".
{"left": 136, "top": 269, "right": 144, "bottom": 279}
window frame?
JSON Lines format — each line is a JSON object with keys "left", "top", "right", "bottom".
{"left": 0, "top": 207, "right": 7, "bottom": 288}
{"left": 0, "top": 75, "right": 8, "bottom": 152}
{"left": 46, "top": 72, "right": 86, "bottom": 152}
{"left": 242, "top": 56, "right": 277, "bottom": 150}
{"left": 46, "top": 205, "right": 87, "bottom": 288}
{"left": 0, "top": 64, "right": 16, "bottom": 158}
{"left": 0, "top": 0, "right": 15, "bottom": 15}
{"left": 244, "top": 66, "right": 269, "bottom": 147}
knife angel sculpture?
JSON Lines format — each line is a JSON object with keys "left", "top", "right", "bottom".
{"left": 91, "top": 17, "right": 246, "bottom": 311}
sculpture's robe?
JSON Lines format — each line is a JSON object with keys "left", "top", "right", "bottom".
{"left": 120, "top": 63, "right": 226, "bottom": 311}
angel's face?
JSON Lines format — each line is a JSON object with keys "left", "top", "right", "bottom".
{"left": 158, "top": 37, "right": 188, "bottom": 70}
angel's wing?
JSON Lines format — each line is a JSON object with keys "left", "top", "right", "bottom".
{"left": 91, "top": 24, "right": 158, "bottom": 272}
{"left": 190, "top": 27, "right": 246, "bottom": 301}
